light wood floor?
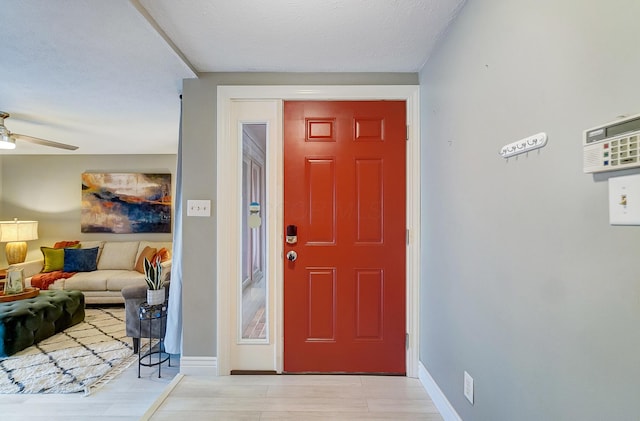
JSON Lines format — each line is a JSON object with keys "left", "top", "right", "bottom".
{"left": 0, "top": 356, "right": 443, "bottom": 420}
{"left": 147, "top": 374, "right": 444, "bottom": 420}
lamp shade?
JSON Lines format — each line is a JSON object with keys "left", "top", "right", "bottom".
{"left": 0, "top": 220, "right": 39, "bottom": 242}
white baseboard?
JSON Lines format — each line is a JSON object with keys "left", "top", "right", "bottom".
{"left": 419, "top": 361, "right": 462, "bottom": 421}
{"left": 179, "top": 356, "right": 218, "bottom": 376}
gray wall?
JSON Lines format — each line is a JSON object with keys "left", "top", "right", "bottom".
{"left": 0, "top": 155, "right": 175, "bottom": 267}
{"left": 419, "top": 0, "right": 640, "bottom": 419}
{"left": 180, "top": 72, "right": 418, "bottom": 358}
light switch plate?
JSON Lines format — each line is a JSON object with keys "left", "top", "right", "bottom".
{"left": 464, "top": 371, "right": 474, "bottom": 405}
{"left": 609, "top": 174, "right": 640, "bottom": 225}
{"left": 187, "top": 200, "right": 211, "bottom": 217}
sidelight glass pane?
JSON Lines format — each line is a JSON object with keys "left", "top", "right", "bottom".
{"left": 240, "top": 123, "right": 267, "bottom": 341}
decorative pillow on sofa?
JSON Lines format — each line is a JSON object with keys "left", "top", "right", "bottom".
{"left": 136, "top": 241, "right": 172, "bottom": 263}
{"left": 41, "top": 244, "right": 82, "bottom": 273}
{"left": 41, "top": 247, "right": 65, "bottom": 273}
{"left": 154, "top": 247, "right": 171, "bottom": 263}
{"left": 63, "top": 247, "right": 99, "bottom": 272}
{"left": 135, "top": 246, "right": 157, "bottom": 273}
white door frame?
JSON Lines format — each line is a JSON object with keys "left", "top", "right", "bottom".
{"left": 216, "top": 85, "right": 421, "bottom": 377}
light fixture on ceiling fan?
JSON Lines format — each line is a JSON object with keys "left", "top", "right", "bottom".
{"left": 0, "top": 111, "right": 79, "bottom": 150}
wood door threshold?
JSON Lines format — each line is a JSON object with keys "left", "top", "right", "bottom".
{"left": 230, "top": 370, "right": 278, "bottom": 375}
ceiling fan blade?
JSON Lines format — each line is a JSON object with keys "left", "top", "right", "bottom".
{"left": 13, "top": 133, "right": 79, "bottom": 150}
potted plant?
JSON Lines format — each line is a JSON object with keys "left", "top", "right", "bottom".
{"left": 143, "top": 255, "right": 165, "bottom": 305}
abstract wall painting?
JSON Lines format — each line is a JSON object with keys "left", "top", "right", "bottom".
{"left": 81, "top": 173, "right": 171, "bottom": 233}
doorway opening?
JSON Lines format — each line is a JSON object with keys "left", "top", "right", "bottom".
{"left": 216, "top": 86, "right": 420, "bottom": 377}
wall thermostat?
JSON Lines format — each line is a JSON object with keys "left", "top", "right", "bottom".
{"left": 584, "top": 113, "right": 640, "bottom": 173}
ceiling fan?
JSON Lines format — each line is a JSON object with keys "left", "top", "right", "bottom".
{"left": 0, "top": 111, "right": 78, "bottom": 151}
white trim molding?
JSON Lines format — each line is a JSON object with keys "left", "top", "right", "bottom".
{"left": 217, "top": 85, "right": 420, "bottom": 377}
{"left": 141, "top": 374, "right": 185, "bottom": 421}
{"left": 419, "top": 361, "right": 462, "bottom": 421}
{"left": 179, "top": 356, "right": 218, "bottom": 376}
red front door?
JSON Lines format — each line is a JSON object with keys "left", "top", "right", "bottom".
{"left": 283, "top": 101, "right": 406, "bottom": 373}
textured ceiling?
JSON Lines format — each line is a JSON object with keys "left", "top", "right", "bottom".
{"left": 0, "top": 0, "right": 465, "bottom": 155}
{"left": 142, "top": 0, "right": 464, "bottom": 72}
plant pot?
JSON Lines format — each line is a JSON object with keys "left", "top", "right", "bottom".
{"left": 147, "top": 288, "right": 165, "bottom": 306}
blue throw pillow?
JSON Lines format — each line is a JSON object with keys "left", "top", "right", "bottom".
{"left": 63, "top": 247, "right": 99, "bottom": 272}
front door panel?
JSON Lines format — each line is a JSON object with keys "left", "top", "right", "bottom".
{"left": 283, "top": 101, "right": 406, "bottom": 373}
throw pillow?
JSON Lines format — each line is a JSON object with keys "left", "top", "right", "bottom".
{"left": 135, "top": 246, "right": 157, "bottom": 274}
{"left": 41, "top": 244, "right": 82, "bottom": 272}
{"left": 154, "top": 247, "right": 171, "bottom": 263}
{"left": 41, "top": 247, "right": 65, "bottom": 272}
{"left": 63, "top": 247, "right": 99, "bottom": 272}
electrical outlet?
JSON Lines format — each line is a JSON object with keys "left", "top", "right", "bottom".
{"left": 187, "top": 200, "right": 211, "bottom": 217}
{"left": 464, "top": 371, "right": 474, "bottom": 405}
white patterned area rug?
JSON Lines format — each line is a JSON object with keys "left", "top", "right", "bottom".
{"left": 0, "top": 307, "right": 137, "bottom": 395}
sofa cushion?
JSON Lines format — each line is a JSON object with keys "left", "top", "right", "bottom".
{"left": 106, "top": 272, "right": 147, "bottom": 291}
{"left": 97, "top": 241, "right": 139, "bottom": 270}
{"left": 134, "top": 246, "right": 157, "bottom": 273}
{"left": 63, "top": 247, "right": 99, "bottom": 272}
{"left": 61, "top": 271, "right": 109, "bottom": 291}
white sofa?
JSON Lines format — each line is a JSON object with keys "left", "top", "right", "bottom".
{"left": 13, "top": 240, "right": 172, "bottom": 304}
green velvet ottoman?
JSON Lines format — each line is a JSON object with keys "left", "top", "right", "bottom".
{"left": 0, "top": 290, "right": 85, "bottom": 357}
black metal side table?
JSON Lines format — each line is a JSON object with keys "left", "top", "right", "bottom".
{"left": 138, "top": 301, "right": 170, "bottom": 378}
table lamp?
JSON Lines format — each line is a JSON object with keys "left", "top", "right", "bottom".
{"left": 0, "top": 219, "right": 38, "bottom": 265}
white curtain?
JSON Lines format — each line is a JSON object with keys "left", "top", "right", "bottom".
{"left": 164, "top": 95, "right": 183, "bottom": 354}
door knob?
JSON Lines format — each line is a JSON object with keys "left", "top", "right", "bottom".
{"left": 286, "top": 251, "right": 297, "bottom": 262}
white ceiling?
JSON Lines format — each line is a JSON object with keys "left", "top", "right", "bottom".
{"left": 0, "top": 0, "right": 465, "bottom": 155}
